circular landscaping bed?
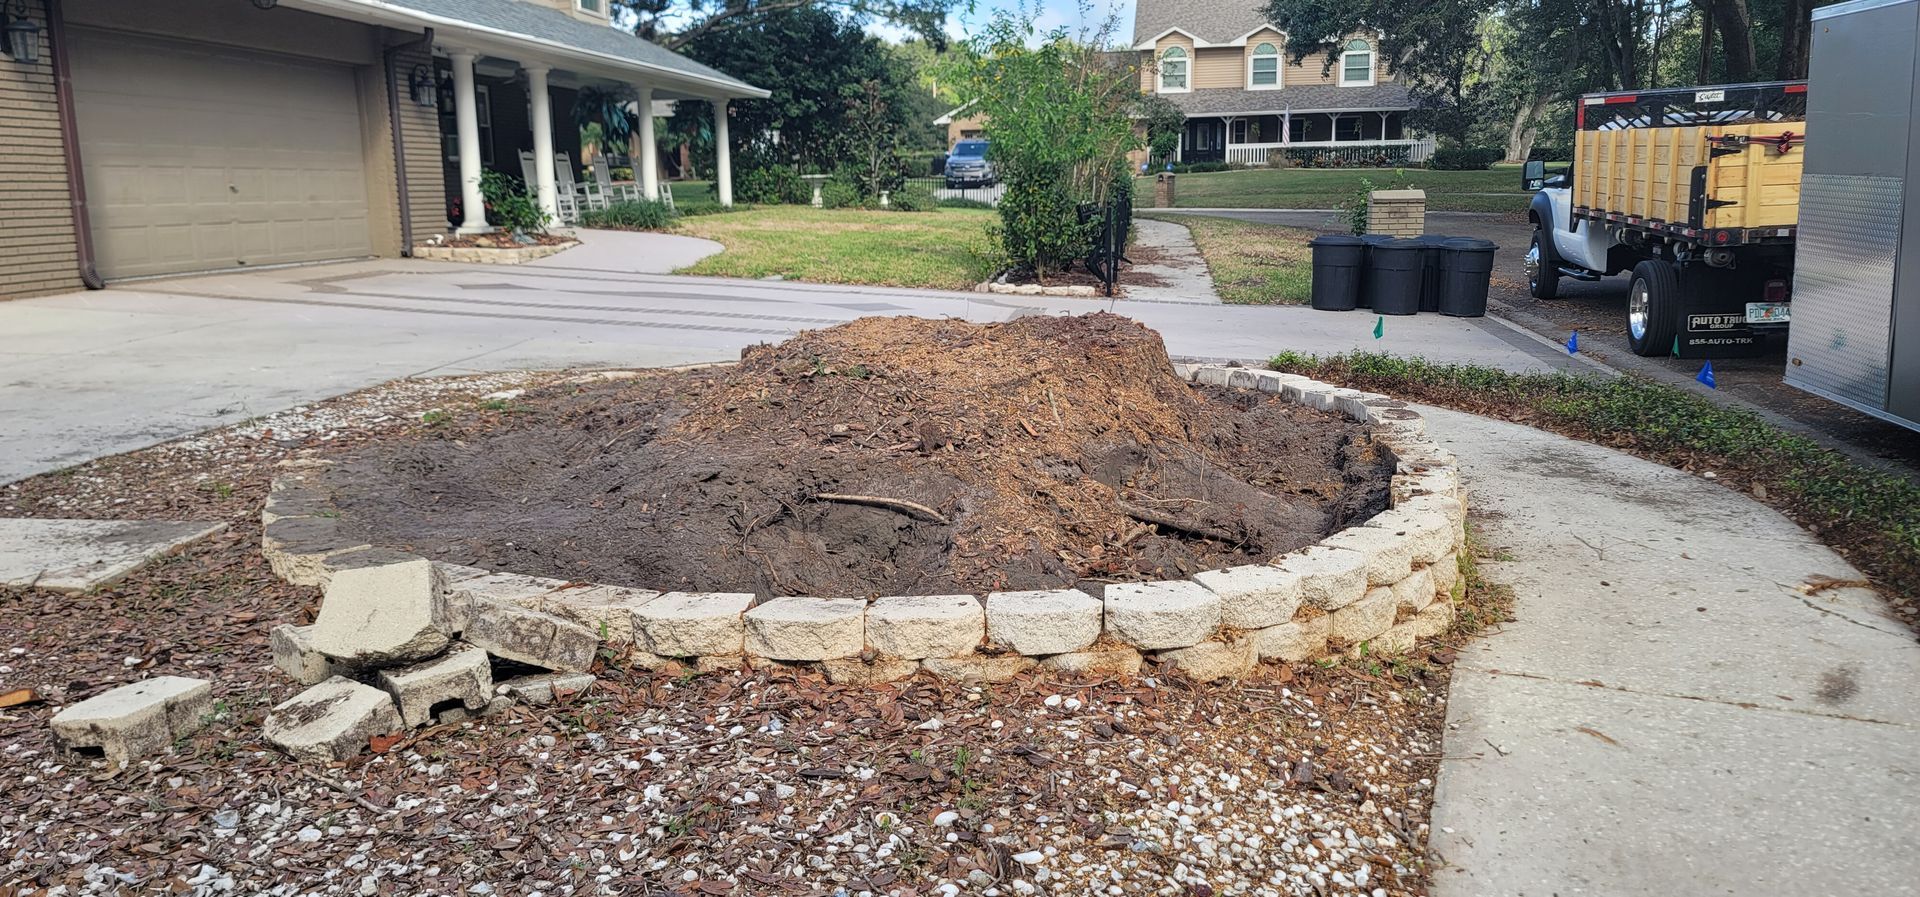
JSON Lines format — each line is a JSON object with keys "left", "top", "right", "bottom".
{"left": 315, "top": 314, "right": 1393, "bottom": 598}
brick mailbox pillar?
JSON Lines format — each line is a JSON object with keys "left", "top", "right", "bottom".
{"left": 1154, "top": 173, "right": 1177, "bottom": 208}
{"left": 1366, "top": 189, "right": 1426, "bottom": 237}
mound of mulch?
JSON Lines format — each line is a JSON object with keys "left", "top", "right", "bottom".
{"left": 323, "top": 314, "right": 1392, "bottom": 598}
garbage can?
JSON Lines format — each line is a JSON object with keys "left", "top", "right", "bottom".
{"left": 1358, "top": 234, "right": 1395, "bottom": 308}
{"left": 1365, "top": 238, "right": 1425, "bottom": 315}
{"left": 1440, "top": 237, "right": 1498, "bottom": 317}
{"left": 1308, "top": 235, "right": 1367, "bottom": 311}
{"left": 1413, "top": 235, "right": 1448, "bottom": 312}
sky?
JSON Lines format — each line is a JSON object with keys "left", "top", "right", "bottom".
{"left": 867, "top": 0, "right": 1137, "bottom": 49}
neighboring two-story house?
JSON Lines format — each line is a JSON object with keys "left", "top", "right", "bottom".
{"left": 1133, "top": 0, "right": 1425, "bottom": 166}
{"left": 0, "top": 0, "right": 764, "bottom": 299}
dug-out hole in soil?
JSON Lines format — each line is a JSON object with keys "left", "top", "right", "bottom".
{"left": 323, "top": 314, "right": 1394, "bottom": 598}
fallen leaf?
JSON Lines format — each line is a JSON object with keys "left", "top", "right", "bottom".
{"left": 368, "top": 733, "right": 404, "bottom": 754}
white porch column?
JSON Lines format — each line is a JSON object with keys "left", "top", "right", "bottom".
{"left": 635, "top": 84, "right": 659, "bottom": 201}
{"left": 449, "top": 51, "right": 489, "bottom": 233}
{"left": 525, "top": 65, "right": 559, "bottom": 225}
{"left": 711, "top": 98, "right": 732, "bottom": 207}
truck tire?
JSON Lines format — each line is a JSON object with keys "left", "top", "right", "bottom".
{"left": 1627, "top": 260, "right": 1681, "bottom": 357}
{"left": 1526, "top": 226, "right": 1560, "bottom": 300}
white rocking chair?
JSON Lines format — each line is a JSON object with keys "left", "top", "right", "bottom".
{"left": 591, "top": 155, "right": 641, "bottom": 204}
{"left": 556, "top": 152, "right": 609, "bottom": 214}
{"left": 518, "top": 151, "right": 579, "bottom": 225}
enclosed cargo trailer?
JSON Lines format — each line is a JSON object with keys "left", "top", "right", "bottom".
{"left": 1785, "top": 0, "right": 1920, "bottom": 432}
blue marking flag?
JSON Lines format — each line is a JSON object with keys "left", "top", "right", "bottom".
{"left": 1565, "top": 330, "right": 1579, "bottom": 354}
{"left": 1697, "top": 360, "right": 1717, "bottom": 389}
{"left": 1373, "top": 316, "right": 1384, "bottom": 340}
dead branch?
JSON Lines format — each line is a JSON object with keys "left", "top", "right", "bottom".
{"left": 813, "top": 493, "right": 951, "bottom": 525}
{"left": 1117, "top": 501, "right": 1240, "bottom": 543}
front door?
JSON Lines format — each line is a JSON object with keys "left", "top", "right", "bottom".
{"left": 1182, "top": 119, "right": 1226, "bottom": 163}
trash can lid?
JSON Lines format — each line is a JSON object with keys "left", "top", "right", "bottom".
{"left": 1382, "top": 238, "right": 1425, "bottom": 249}
{"left": 1411, "top": 234, "right": 1449, "bottom": 245}
{"left": 1442, "top": 237, "right": 1498, "bottom": 250}
{"left": 1309, "top": 234, "right": 1367, "bottom": 246}
{"left": 1361, "top": 234, "right": 1396, "bottom": 245}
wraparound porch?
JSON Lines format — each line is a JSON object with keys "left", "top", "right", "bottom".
{"left": 1177, "top": 111, "right": 1433, "bottom": 166}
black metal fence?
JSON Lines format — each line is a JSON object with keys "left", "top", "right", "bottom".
{"left": 903, "top": 176, "right": 1003, "bottom": 207}
{"left": 1082, "top": 190, "right": 1132, "bottom": 297}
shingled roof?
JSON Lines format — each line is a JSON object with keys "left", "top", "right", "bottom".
{"left": 1165, "top": 82, "right": 1414, "bottom": 115}
{"left": 1132, "top": 0, "right": 1275, "bottom": 46}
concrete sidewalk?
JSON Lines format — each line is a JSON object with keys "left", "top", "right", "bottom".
{"left": 1424, "top": 405, "right": 1920, "bottom": 896}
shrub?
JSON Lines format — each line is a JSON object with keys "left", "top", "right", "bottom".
{"left": 939, "top": 197, "right": 994, "bottom": 210}
{"left": 820, "top": 176, "right": 863, "bottom": 209}
{"left": 889, "top": 182, "right": 937, "bottom": 212}
{"left": 1427, "top": 145, "right": 1503, "bottom": 170}
{"left": 995, "top": 178, "right": 1092, "bottom": 274}
{"left": 734, "top": 164, "right": 804, "bottom": 205}
{"left": 578, "top": 199, "right": 678, "bottom": 230}
{"left": 479, "top": 171, "right": 549, "bottom": 233}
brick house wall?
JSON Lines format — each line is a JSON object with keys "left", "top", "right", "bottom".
{"left": 0, "top": 0, "right": 83, "bottom": 300}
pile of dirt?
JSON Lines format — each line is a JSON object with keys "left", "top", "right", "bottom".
{"left": 323, "top": 314, "right": 1392, "bottom": 598}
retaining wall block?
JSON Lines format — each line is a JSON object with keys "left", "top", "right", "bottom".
{"left": 263, "top": 676, "right": 401, "bottom": 763}
{"left": 1274, "top": 545, "right": 1369, "bottom": 610}
{"left": 1252, "top": 615, "right": 1330, "bottom": 663}
{"left": 866, "top": 594, "right": 985, "bottom": 659}
{"left": 1194, "top": 366, "right": 1233, "bottom": 387}
{"left": 821, "top": 657, "right": 922, "bottom": 685}
{"left": 1191, "top": 564, "right": 1304, "bottom": 630}
{"left": 635, "top": 592, "right": 755, "bottom": 657}
{"left": 465, "top": 599, "right": 600, "bottom": 672}
{"left": 1104, "top": 580, "right": 1223, "bottom": 650}
{"left": 1390, "top": 567, "right": 1436, "bottom": 615}
{"left": 309, "top": 558, "right": 452, "bottom": 666}
{"left": 985, "top": 589, "right": 1102, "bottom": 655}
{"left": 50, "top": 676, "right": 214, "bottom": 769}
{"left": 1039, "top": 646, "right": 1145, "bottom": 677}
{"left": 1318, "top": 524, "right": 1416, "bottom": 586}
{"left": 534, "top": 585, "right": 660, "bottom": 646}
{"left": 920, "top": 655, "right": 1037, "bottom": 683}
{"left": 1153, "top": 634, "right": 1257, "bottom": 681}
{"left": 270, "top": 624, "right": 337, "bottom": 685}
{"left": 744, "top": 596, "right": 867, "bottom": 661}
{"left": 1328, "top": 586, "right": 1398, "bottom": 646}
{"left": 378, "top": 644, "right": 493, "bottom": 728}
{"left": 1363, "top": 508, "right": 1454, "bottom": 566}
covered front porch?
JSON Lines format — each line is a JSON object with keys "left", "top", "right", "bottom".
{"left": 1178, "top": 111, "right": 1434, "bottom": 166}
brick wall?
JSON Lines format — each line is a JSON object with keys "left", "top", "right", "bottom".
{"left": 1367, "top": 189, "right": 1426, "bottom": 237}
{"left": 0, "top": 0, "right": 82, "bottom": 300}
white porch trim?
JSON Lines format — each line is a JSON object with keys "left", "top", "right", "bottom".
{"left": 448, "top": 50, "right": 489, "bottom": 234}
{"left": 525, "top": 65, "right": 560, "bottom": 224}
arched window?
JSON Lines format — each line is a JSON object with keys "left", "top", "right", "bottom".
{"left": 1249, "top": 41, "right": 1281, "bottom": 89}
{"left": 1159, "top": 46, "right": 1189, "bottom": 92}
{"left": 1340, "top": 38, "right": 1375, "bottom": 86}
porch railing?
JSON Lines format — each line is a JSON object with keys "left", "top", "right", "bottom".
{"left": 1225, "top": 138, "right": 1437, "bottom": 167}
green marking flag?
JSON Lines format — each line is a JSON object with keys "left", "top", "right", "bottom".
{"left": 1373, "top": 316, "right": 1384, "bottom": 340}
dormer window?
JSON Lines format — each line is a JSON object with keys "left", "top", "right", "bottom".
{"left": 578, "top": 0, "right": 604, "bottom": 13}
{"left": 1249, "top": 41, "right": 1280, "bottom": 89}
{"left": 1340, "top": 38, "right": 1375, "bottom": 86}
{"left": 1159, "top": 47, "right": 1189, "bottom": 93}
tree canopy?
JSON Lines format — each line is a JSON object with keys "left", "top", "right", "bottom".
{"left": 614, "top": 0, "right": 958, "bottom": 51}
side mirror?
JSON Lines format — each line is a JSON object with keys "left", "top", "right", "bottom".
{"left": 1522, "top": 159, "right": 1546, "bottom": 191}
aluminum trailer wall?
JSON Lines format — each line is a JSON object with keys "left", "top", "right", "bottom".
{"left": 1787, "top": 0, "right": 1920, "bottom": 430}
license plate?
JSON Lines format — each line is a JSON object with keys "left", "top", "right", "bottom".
{"left": 1746, "top": 302, "right": 1791, "bottom": 324}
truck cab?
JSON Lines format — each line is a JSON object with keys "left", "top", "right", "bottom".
{"left": 1523, "top": 82, "right": 1806, "bottom": 357}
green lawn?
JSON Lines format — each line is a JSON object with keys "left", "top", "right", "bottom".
{"left": 672, "top": 206, "right": 997, "bottom": 290}
{"left": 1138, "top": 212, "right": 1314, "bottom": 305}
{"left": 1136, "top": 165, "right": 1530, "bottom": 213}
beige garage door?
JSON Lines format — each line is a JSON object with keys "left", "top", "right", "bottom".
{"left": 68, "top": 29, "right": 374, "bottom": 280}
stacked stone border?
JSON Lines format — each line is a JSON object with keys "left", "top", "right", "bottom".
{"left": 260, "top": 363, "right": 1466, "bottom": 689}
{"left": 412, "top": 239, "right": 579, "bottom": 265}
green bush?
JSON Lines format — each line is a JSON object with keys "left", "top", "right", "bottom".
{"left": 820, "top": 177, "right": 863, "bottom": 209}
{"left": 995, "top": 179, "right": 1092, "bottom": 275}
{"left": 734, "top": 164, "right": 803, "bottom": 205}
{"left": 889, "top": 182, "right": 937, "bottom": 211}
{"left": 1170, "top": 161, "right": 1232, "bottom": 174}
{"left": 938, "top": 197, "right": 994, "bottom": 210}
{"left": 1427, "top": 145, "right": 1503, "bottom": 170}
{"left": 578, "top": 199, "right": 678, "bottom": 230}
{"left": 479, "top": 171, "right": 550, "bottom": 233}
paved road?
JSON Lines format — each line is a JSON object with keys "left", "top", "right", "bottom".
{"left": 1169, "top": 208, "right": 1920, "bottom": 472}
{"left": 1425, "top": 404, "right": 1920, "bottom": 896}
{"left": 0, "top": 229, "right": 1577, "bottom": 484}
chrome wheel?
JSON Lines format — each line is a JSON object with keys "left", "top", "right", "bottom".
{"left": 1524, "top": 238, "right": 1542, "bottom": 289}
{"left": 1629, "top": 277, "right": 1651, "bottom": 341}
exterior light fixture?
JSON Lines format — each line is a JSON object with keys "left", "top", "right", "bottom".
{"left": 409, "top": 64, "right": 436, "bottom": 107}
{"left": 1, "top": 0, "right": 42, "bottom": 66}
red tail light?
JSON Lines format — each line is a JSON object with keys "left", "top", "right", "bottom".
{"left": 1764, "top": 279, "right": 1790, "bottom": 302}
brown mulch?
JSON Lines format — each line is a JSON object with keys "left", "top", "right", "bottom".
{"left": 319, "top": 315, "right": 1392, "bottom": 599}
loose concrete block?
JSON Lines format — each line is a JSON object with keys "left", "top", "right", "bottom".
{"left": 497, "top": 672, "right": 596, "bottom": 705}
{"left": 1103, "top": 580, "right": 1222, "bottom": 649}
{"left": 1364, "top": 508, "right": 1453, "bottom": 566}
{"left": 1387, "top": 438, "right": 1457, "bottom": 468}
{"left": 1431, "top": 552, "right": 1461, "bottom": 599}
{"left": 1391, "top": 567, "right": 1436, "bottom": 615}
{"left": 309, "top": 558, "right": 452, "bottom": 666}
{"left": 921, "top": 655, "right": 1037, "bottom": 683}
{"left": 634, "top": 592, "right": 754, "bottom": 657}
{"left": 1319, "top": 525, "right": 1415, "bottom": 586}
{"left": 985, "top": 589, "right": 1101, "bottom": 655}
{"left": 1252, "top": 615, "right": 1331, "bottom": 663}
{"left": 533, "top": 585, "right": 659, "bottom": 645}
{"left": 1328, "top": 587, "right": 1398, "bottom": 647}
{"left": 270, "top": 624, "right": 336, "bottom": 685}
{"left": 441, "top": 572, "right": 572, "bottom": 633}
{"left": 1194, "top": 366, "right": 1233, "bottom": 386}
{"left": 466, "top": 599, "right": 600, "bottom": 672}
{"left": 744, "top": 597, "right": 867, "bottom": 661}
{"left": 262, "top": 516, "right": 372, "bottom": 587}
{"left": 316, "top": 548, "right": 431, "bottom": 591}
{"left": 1191, "top": 564, "right": 1303, "bottom": 629}
{"left": 1274, "top": 545, "right": 1369, "bottom": 610}
{"left": 432, "top": 562, "right": 493, "bottom": 585}
{"left": 1227, "top": 368, "right": 1261, "bottom": 389}
{"left": 1327, "top": 389, "right": 1373, "bottom": 421}
{"left": 1281, "top": 381, "right": 1339, "bottom": 409}
{"left": 263, "top": 676, "right": 401, "bottom": 763}
{"left": 1039, "top": 646, "right": 1144, "bottom": 677}
{"left": 1170, "top": 363, "right": 1199, "bottom": 382}
{"left": 50, "top": 676, "right": 213, "bottom": 768}
{"left": 378, "top": 645, "right": 493, "bottom": 728}
{"left": 1253, "top": 371, "right": 1309, "bottom": 394}
{"left": 821, "top": 657, "right": 922, "bottom": 685}
{"left": 866, "top": 594, "right": 984, "bottom": 659}
{"left": 1153, "top": 634, "right": 1256, "bottom": 681}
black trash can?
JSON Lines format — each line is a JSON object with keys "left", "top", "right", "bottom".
{"left": 1309, "top": 234, "right": 1367, "bottom": 311}
{"left": 1440, "top": 237, "right": 1498, "bottom": 317}
{"left": 1358, "top": 234, "right": 1394, "bottom": 308}
{"left": 1413, "top": 235, "right": 1448, "bottom": 313}
{"left": 1365, "top": 238, "right": 1425, "bottom": 315}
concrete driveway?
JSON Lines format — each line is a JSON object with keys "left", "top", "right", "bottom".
{"left": 0, "top": 228, "right": 1579, "bottom": 484}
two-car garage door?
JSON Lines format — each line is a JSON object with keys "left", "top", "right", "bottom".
{"left": 67, "top": 29, "right": 374, "bottom": 280}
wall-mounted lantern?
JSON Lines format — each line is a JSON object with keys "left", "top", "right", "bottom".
{"left": 409, "top": 64, "right": 436, "bottom": 107}
{"left": 1, "top": 0, "right": 43, "bottom": 66}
